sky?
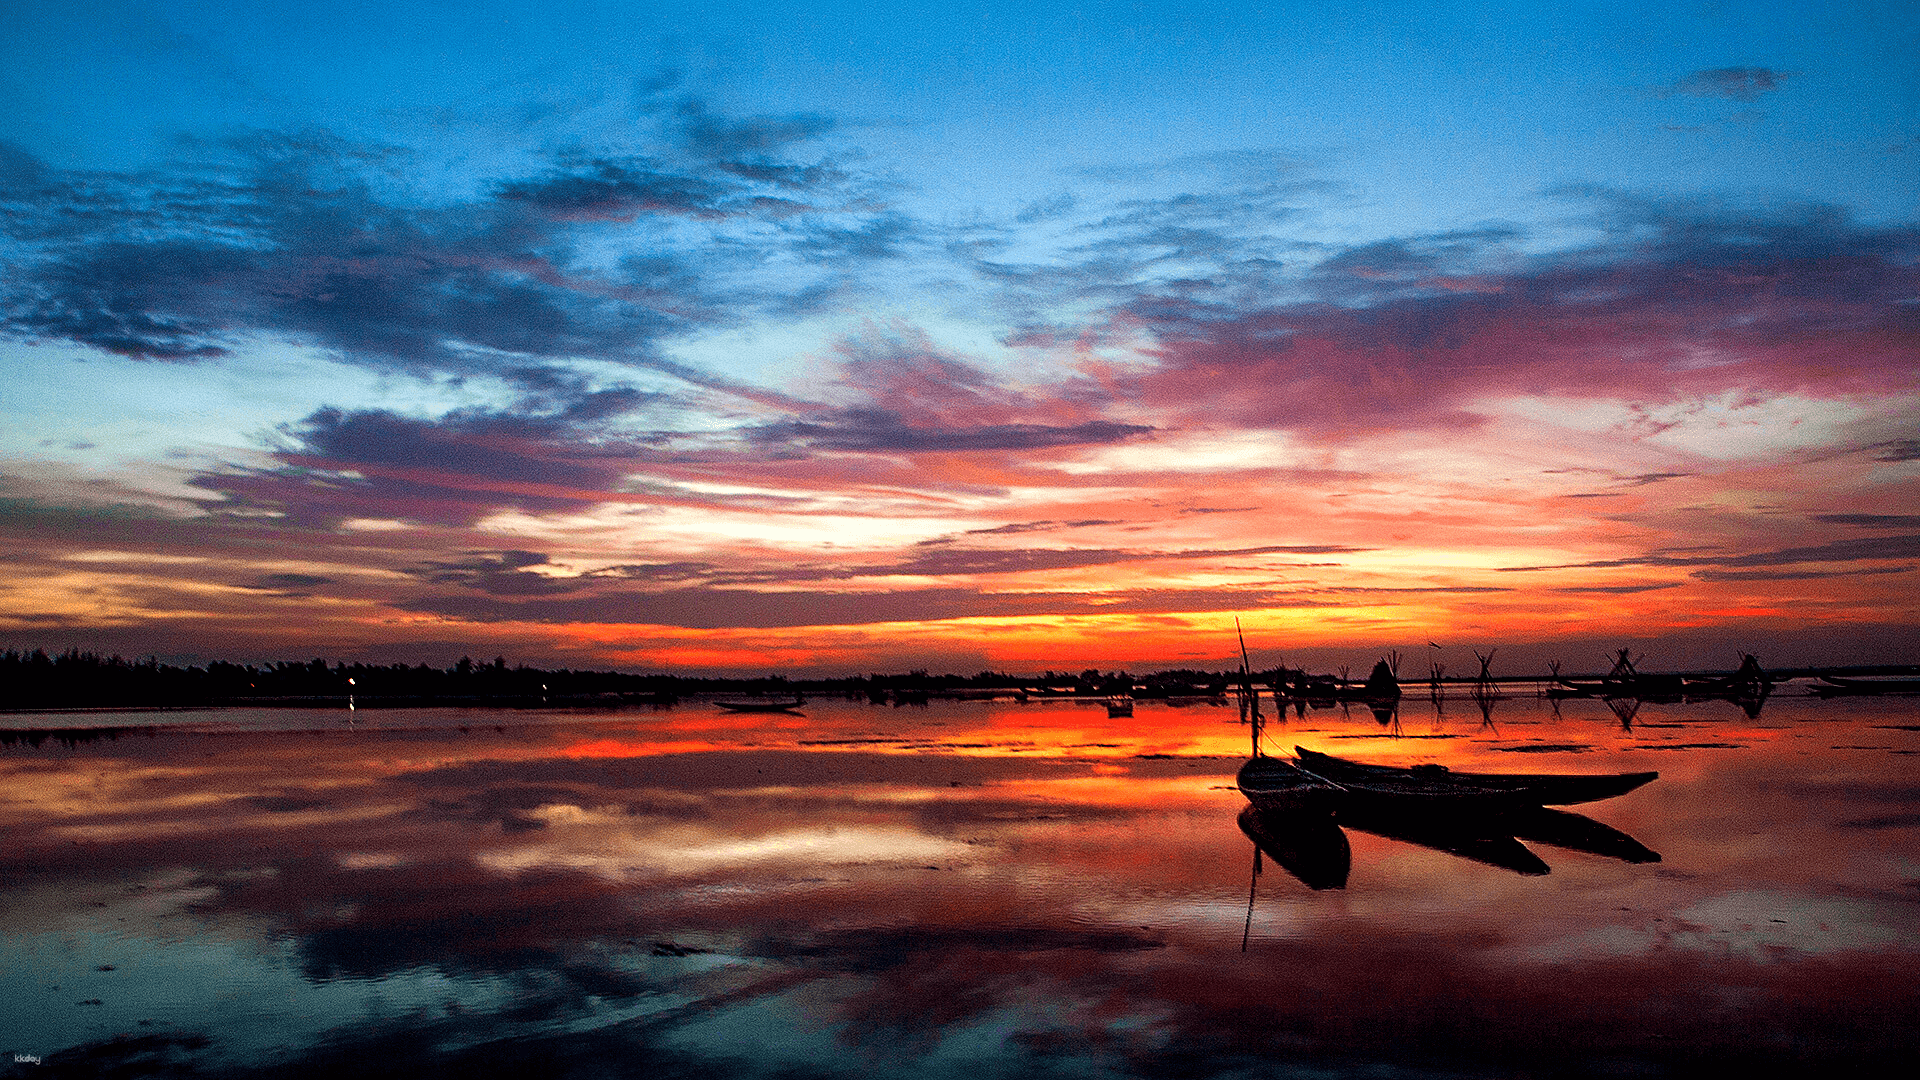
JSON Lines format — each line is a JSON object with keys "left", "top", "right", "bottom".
{"left": 1, "top": 0, "right": 1916, "bottom": 675}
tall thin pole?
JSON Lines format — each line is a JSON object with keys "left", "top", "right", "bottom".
{"left": 1237, "top": 617, "right": 1259, "bottom": 757}
{"left": 1242, "top": 844, "right": 1261, "bottom": 952}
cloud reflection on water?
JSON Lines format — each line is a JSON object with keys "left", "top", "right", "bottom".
{"left": 2, "top": 693, "right": 1917, "bottom": 1077}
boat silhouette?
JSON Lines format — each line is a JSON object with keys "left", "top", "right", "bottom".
{"left": 714, "top": 697, "right": 806, "bottom": 713}
{"left": 1236, "top": 796, "right": 1661, "bottom": 893}
{"left": 1292, "top": 747, "right": 1658, "bottom": 807}
{"left": 1813, "top": 675, "right": 1920, "bottom": 696}
{"left": 1235, "top": 702, "right": 1660, "bottom": 894}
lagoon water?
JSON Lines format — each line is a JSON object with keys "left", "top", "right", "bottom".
{"left": 3, "top": 688, "right": 1917, "bottom": 1077}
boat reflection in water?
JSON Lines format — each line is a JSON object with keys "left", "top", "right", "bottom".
{"left": 1235, "top": 747, "right": 1661, "bottom": 895}
{"left": 1239, "top": 798, "right": 1661, "bottom": 894}
{"left": 1237, "top": 804, "right": 1351, "bottom": 890}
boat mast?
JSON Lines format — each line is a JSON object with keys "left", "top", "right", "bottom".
{"left": 1242, "top": 841, "right": 1262, "bottom": 952}
{"left": 1238, "top": 617, "right": 1261, "bottom": 757}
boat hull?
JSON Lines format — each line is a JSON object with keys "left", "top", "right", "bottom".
{"left": 714, "top": 699, "right": 805, "bottom": 713}
{"left": 1813, "top": 676, "right": 1920, "bottom": 696}
{"left": 1239, "top": 756, "right": 1540, "bottom": 813}
{"left": 1235, "top": 757, "right": 1340, "bottom": 811}
{"left": 1294, "top": 747, "right": 1656, "bottom": 806}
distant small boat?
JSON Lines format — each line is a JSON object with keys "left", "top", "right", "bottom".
{"left": 1293, "top": 747, "right": 1657, "bottom": 807}
{"left": 1106, "top": 698, "right": 1134, "bottom": 717}
{"left": 1681, "top": 654, "right": 1773, "bottom": 696}
{"left": 1554, "top": 676, "right": 1685, "bottom": 700}
{"left": 714, "top": 698, "right": 805, "bottom": 713}
{"left": 1813, "top": 676, "right": 1920, "bottom": 696}
{"left": 1553, "top": 647, "right": 1698, "bottom": 701}
{"left": 619, "top": 691, "right": 679, "bottom": 706}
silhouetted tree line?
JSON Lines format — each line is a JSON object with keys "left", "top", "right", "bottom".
{"left": 0, "top": 647, "right": 1281, "bottom": 711}
{"left": 0, "top": 648, "right": 688, "bottom": 709}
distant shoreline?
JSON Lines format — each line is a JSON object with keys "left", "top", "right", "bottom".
{"left": 5, "top": 646, "right": 1919, "bottom": 713}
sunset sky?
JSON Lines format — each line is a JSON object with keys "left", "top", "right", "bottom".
{"left": 2, "top": 0, "right": 1916, "bottom": 675}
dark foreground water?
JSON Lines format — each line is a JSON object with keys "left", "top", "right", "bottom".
{"left": 4, "top": 687, "right": 1917, "bottom": 1078}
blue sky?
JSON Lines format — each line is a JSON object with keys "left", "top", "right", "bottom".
{"left": 9, "top": 0, "right": 1911, "bottom": 218}
{"left": 2, "top": 0, "right": 1916, "bottom": 671}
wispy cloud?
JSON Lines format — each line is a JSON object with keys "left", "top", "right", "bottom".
{"left": 0, "top": 98, "right": 869, "bottom": 375}
{"left": 407, "top": 551, "right": 583, "bottom": 596}
{"left": 196, "top": 387, "right": 658, "bottom": 527}
{"left": 1499, "top": 534, "right": 1920, "bottom": 572}
{"left": 1811, "top": 514, "right": 1920, "bottom": 529}
{"left": 394, "top": 584, "right": 1356, "bottom": 628}
{"left": 1653, "top": 67, "right": 1798, "bottom": 102}
{"left": 1690, "top": 565, "right": 1915, "bottom": 582}
{"left": 1868, "top": 439, "right": 1920, "bottom": 462}
{"left": 746, "top": 413, "right": 1154, "bottom": 454}
{"left": 958, "top": 520, "right": 1126, "bottom": 536}
{"left": 1088, "top": 197, "right": 1919, "bottom": 441}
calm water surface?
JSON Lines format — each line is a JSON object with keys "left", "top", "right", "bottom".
{"left": 3, "top": 688, "right": 1916, "bottom": 1077}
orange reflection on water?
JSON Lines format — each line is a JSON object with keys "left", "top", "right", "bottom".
{"left": 3, "top": 690, "right": 1917, "bottom": 1077}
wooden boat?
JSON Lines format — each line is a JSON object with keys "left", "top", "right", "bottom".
{"left": 1813, "top": 676, "right": 1920, "bottom": 696}
{"left": 1234, "top": 633, "right": 1530, "bottom": 813}
{"left": 1681, "top": 655, "right": 1773, "bottom": 696}
{"left": 1235, "top": 756, "right": 1341, "bottom": 811}
{"left": 1554, "top": 648, "right": 1693, "bottom": 701}
{"left": 1293, "top": 747, "right": 1657, "bottom": 807}
{"left": 1240, "top": 754, "right": 1539, "bottom": 812}
{"left": 618, "top": 691, "right": 679, "bottom": 706}
{"left": 1554, "top": 676, "right": 1684, "bottom": 700}
{"left": 714, "top": 698, "right": 805, "bottom": 713}
{"left": 1106, "top": 698, "right": 1134, "bottom": 717}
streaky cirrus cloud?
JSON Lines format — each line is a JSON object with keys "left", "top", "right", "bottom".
{"left": 197, "top": 388, "right": 655, "bottom": 528}
{"left": 1498, "top": 534, "right": 1920, "bottom": 572}
{"left": 1653, "top": 67, "right": 1798, "bottom": 102}
{"left": 1085, "top": 201, "right": 1918, "bottom": 442}
{"left": 1813, "top": 514, "right": 1920, "bottom": 528}
{"left": 0, "top": 98, "right": 883, "bottom": 375}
